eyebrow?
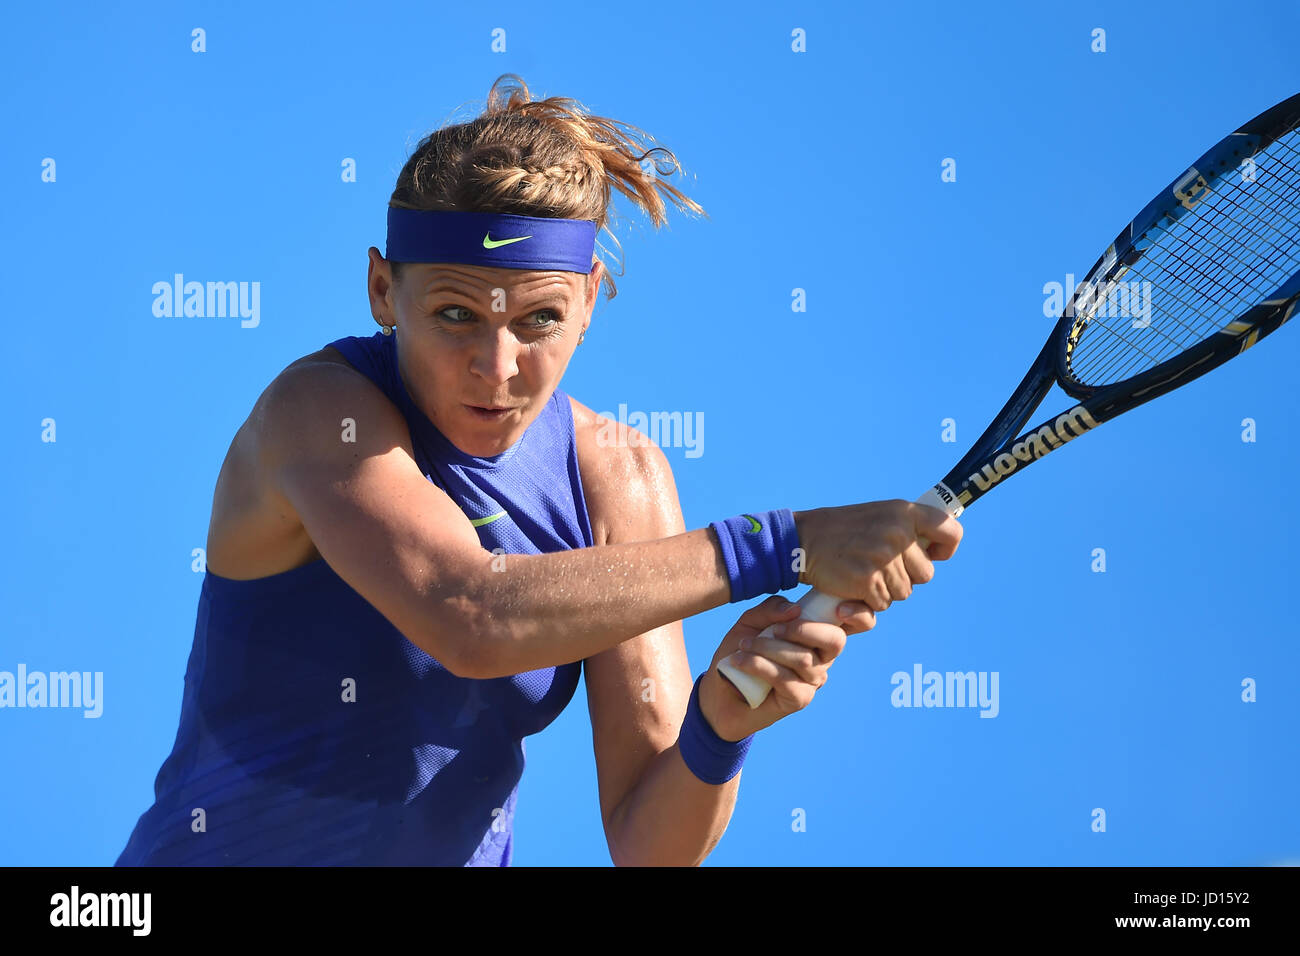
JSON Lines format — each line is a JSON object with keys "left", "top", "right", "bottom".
{"left": 423, "top": 285, "right": 572, "bottom": 311}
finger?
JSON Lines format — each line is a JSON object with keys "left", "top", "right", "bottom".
{"left": 748, "top": 621, "right": 846, "bottom": 672}
{"left": 883, "top": 558, "right": 913, "bottom": 603}
{"left": 834, "top": 601, "right": 876, "bottom": 635}
{"left": 902, "top": 543, "right": 935, "bottom": 586}
{"left": 741, "top": 635, "right": 822, "bottom": 682}
{"left": 734, "top": 595, "right": 804, "bottom": 632}
{"left": 863, "top": 573, "right": 891, "bottom": 612}
{"left": 912, "top": 506, "right": 963, "bottom": 560}
{"left": 725, "top": 650, "right": 818, "bottom": 711}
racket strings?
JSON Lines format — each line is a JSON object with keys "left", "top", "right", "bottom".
{"left": 1168, "top": 151, "right": 1300, "bottom": 297}
{"left": 1067, "top": 127, "right": 1300, "bottom": 387}
{"left": 1126, "top": 135, "right": 1300, "bottom": 343}
{"left": 1075, "top": 135, "right": 1300, "bottom": 385}
{"left": 1074, "top": 134, "right": 1300, "bottom": 385}
{"left": 1105, "top": 179, "right": 1295, "bottom": 354}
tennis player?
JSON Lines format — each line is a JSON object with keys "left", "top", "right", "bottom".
{"left": 114, "top": 75, "right": 962, "bottom": 866}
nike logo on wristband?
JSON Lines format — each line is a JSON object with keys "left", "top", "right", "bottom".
{"left": 743, "top": 515, "right": 762, "bottom": 533}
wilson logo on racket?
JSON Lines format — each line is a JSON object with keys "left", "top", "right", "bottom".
{"left": 965, "top": 406, "right": 1101, "bottom": 493}
{"left": 719, "top": 91, "right": 1300, "bottom": 715}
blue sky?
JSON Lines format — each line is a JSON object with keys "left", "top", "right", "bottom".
{"left": 1, "top": 0, "right": 1297, "bottom": 866}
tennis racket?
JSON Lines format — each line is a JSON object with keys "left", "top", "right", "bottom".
{"left": 719, "top": 91, "right": 1300, "bottom": 709}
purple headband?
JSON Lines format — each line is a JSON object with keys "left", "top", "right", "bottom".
{"left": 385, "top": 208, "right": 598, "bottom": 273}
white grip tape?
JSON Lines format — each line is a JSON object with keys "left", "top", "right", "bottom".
{"left": 715, "top": 484, "right": 964, "bottom": 709}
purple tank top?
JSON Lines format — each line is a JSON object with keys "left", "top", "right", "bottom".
{"left": 114, "top": 331, "right": 592, "bottom": 865}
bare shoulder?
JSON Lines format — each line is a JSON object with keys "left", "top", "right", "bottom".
{"left": 568, "top": 395, "right": 685, "bottom": 546}
{"left": 249, "top": 344, "right": 415, "bottom": 491}
{"left": 240, "top": 346, "right": 406, "bottom": 476}
{"left": 257, "top": 345, "right": 369, "bottom": 417}
{"left": 235, "top": 346, "right": 360, "bottom": 436}
{"left": 206, "top": 345, "right": 407, "bottom": 578}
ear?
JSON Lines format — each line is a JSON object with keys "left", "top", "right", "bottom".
{"left": 366, "top": 247, "right": 397, "bottom": 325}
{"left": 584, "top": 260, "right": 605, "bottom": 315}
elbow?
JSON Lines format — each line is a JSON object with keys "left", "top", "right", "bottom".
{"left": 445, "top": 620, "right": 497, "bottom": 680}
{"left": 607, "top": 830, "right": 635, "bottom": 868}
{"left": 608, "top": 841, "right": 705, "bottom": 868}
{"left": 605, "top": 809, "right": 691, "bottom": 868}
{"left": 607, "top": 805, "right": 719, "bottom": 867}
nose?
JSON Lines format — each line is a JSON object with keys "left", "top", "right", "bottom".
{"left": 470, "top": 325, "right": 521, "bottom": 386}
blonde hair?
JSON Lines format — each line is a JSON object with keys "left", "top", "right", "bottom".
{"left": 388, "top": 74, "right": 707, "bottom": 300}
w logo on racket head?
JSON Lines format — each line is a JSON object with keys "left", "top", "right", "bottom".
{"left": 1173, "top": 166, "right": 1214, "bottom": 211}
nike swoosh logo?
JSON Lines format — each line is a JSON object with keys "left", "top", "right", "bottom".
{"left": 471, "top": 510, "right": 508, "bottom": 527}
{"left": 483, "top": 233, "right": 532, "bottom": 249}
{"left": 743, "top": 515, "right": 762, "bottom": 533}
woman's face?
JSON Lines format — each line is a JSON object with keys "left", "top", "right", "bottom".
{"left": 366, "top": 248, "right": 600, "bottom": 457}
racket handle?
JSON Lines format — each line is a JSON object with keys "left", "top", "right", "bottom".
{"left": 716, "top": 486, "right": 960, "bottom": 709}
{"left": 715, "top": 590, "right": 845, "bottom": 708}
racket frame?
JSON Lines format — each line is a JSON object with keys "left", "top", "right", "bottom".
{"left": 932, "top": 92, "right": 1300, "bottom": 513}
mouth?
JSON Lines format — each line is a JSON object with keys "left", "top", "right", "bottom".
{"left": 464, "top": 404, "right": 516, "bottom": 421}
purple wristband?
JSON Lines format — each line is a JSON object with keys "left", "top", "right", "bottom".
{"left": 709, "top": 508, "right": 801, "bottom": 603}
{"left": 678, "top": 675, "right": 753, "bottom": 785}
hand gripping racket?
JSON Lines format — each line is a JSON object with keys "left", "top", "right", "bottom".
{"left": 718, "top": 92, "right": 1300, "bottom": 709}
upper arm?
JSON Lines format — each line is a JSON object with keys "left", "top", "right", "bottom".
{"left": 577, "top": 414, "right": 694, "bottom": 856}
{"left": 254, "top": 359, "right": 490, "bottom": 675}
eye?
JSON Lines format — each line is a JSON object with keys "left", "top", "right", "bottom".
{"left": 436, "top": 305, "right": 475, "bottom": 323}
{"left": 433, "top": 304, "right": 562, "bottom": 331}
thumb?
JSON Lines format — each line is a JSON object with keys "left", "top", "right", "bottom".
{"left": 736, "top": 594, "right": 803, "bottom": 631}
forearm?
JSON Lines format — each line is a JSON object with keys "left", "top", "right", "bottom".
{"left": 454, "top": 527, "right": 733, "bottom": 678}
{"left": 606, "top": 742, "right": 740, "bottom": 867}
